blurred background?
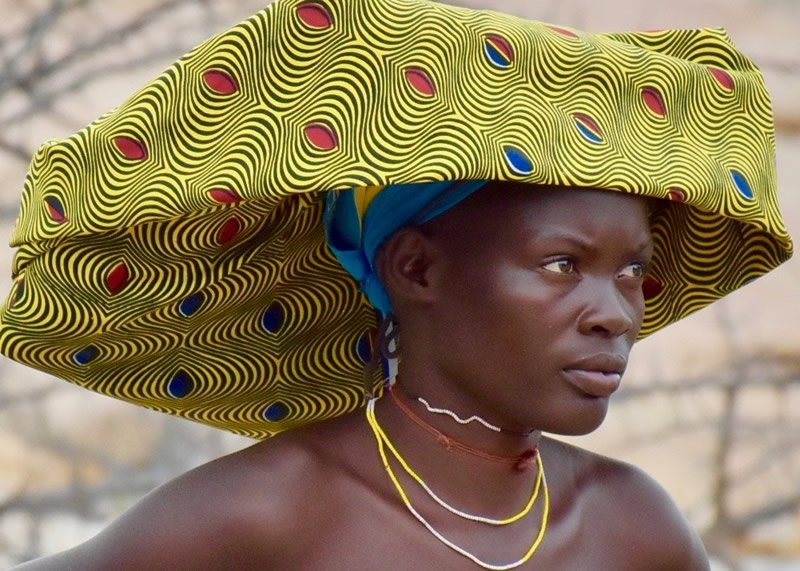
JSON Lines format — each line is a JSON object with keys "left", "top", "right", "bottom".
{"left": 0, "top": 0, "right": 798, "bottom": 569}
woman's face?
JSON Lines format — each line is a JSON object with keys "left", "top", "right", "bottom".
{"left": 421, "top": 184, "right": 653, "bottom": 436}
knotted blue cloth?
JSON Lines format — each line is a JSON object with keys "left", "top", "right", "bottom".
{"left": 323, "top": 181, "right": 488, "bottom": 316}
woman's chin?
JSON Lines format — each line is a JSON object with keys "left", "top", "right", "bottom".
{"left": 540, "top": 401, "right": 610, "bottom": 436}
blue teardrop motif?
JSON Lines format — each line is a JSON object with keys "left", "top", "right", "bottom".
{"left": 731, "top": 171, "right": 753, "bottom": 200}
{"left": 167, "top": 371, "right": 194, "bottom": 399}
{"left": 12, "top": 279, "right": 25, "bottom": 306}
{"left": 502, "top": 146, "right": 534, "bottom": 176}
{"left": 261, "top": 302, "right": 285, "bottom": 334}
{"left": 573, "top": 114, "right": 604, "bottom": 145}
{"left": 356, "top": 332, "right": 373, "bottom": 363}
{"left": 483, "top": 36, "right": 513, "bottom": 69}
{"left": 179, "top": 292, "right": 205, "bottom": 317}
{"left": 485, "top": 44, "right": 504, "bottom": 67}
{"left": 575, "top": 123, "right": 602, "bottom": 144}
{"left": 263, "top": 402, "right": 290, "bottom": 422}
{"left": 45, "top": 196, "right": 67, "bottom": 223}
{"left": 73, "top": 345, "right": 100, "bottom": 366}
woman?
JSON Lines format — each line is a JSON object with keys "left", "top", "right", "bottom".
{"left": 1, "top": 0, "right": 792, "bottom": 568}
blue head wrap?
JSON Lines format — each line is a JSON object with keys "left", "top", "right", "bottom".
{"left": 323, "top": 180, "right": 488, "bottom": 316}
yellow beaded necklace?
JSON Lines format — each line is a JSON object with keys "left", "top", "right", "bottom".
{"left": 366, "top": 398, "right": 549, "bottom": 570}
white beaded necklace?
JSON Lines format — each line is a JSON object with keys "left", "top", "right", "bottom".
{"left": 366, "top": 398, "right": 550, "bottom": 570}
{"left": 417, "top": 396, "right": 503, "bottom": 432}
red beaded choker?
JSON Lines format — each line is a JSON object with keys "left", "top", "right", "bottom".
{"left": 389, "top": 385, "right": 538, "bottom": 472}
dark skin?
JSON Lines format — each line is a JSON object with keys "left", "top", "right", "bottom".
{"left": 15, "top": 183, "right": 710, "bottom": 570}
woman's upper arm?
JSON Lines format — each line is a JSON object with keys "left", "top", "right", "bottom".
{"left": 11, "top": 460, "right": 280, "bottom": 571}
{"left": 600, "top": 460, "right": 711, "bottom": 571}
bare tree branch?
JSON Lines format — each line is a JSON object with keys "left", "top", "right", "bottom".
{"left": 0, "top": 0, "right": 196, "bottom": 98}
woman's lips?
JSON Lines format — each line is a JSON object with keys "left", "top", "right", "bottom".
{"left": 562, "top": 368, "right": 622, "bottom": 398}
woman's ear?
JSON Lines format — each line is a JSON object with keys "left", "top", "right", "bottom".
{"left": 376, "top": 227, "right": 441, "bottom": 308}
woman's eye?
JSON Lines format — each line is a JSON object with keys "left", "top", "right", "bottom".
{"left": 619, "top": 262, "right": 645, "bottom": 278}
{"left": 543, "top": 259, "right": 576, "bottom": 274}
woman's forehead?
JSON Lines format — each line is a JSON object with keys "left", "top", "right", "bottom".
{"left": 427, "top": 183, "right": 652, "bottom": 243}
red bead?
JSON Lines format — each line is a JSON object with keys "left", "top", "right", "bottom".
{"left": 514, "top": 449, "right": 538, "bottom": 472}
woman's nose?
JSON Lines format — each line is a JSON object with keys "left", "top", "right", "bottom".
{"left": 577, "top": 279, "right": 637, "bottom": 339}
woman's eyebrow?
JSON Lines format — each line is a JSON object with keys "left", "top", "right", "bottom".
{"left": 528, "top": 231, "right": 602, "bottom": 254}
{"left": 532, "top": 232, "right": 594, "bottom": 251}
{"left": 530, "top": 231, "right": 654, "bottom": 256}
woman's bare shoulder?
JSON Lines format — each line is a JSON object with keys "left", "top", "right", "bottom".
{"left": 13, "top": 411, "right": 373, "bottom": 571}
{"left": 544, "top": 437, "right": 710, "bottom": 570}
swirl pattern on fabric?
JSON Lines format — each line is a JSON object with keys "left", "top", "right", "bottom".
{"left": 0, "top": 0, "right": 792, "bottom": 438}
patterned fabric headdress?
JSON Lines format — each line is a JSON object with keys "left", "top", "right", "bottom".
{"left": 0, "top": 0, "right": 792, "bottom": 438}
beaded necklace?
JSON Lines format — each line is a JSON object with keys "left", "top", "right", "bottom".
{"left": 390, "top": 386, "right": 538, "bottom": 471}
{"left": 382, "top": 394, "right": 543, "bottom": 524}
{"left": 394, "top": 378, "right": 535, "bottom": 438}
{"left": 417, "top": 395, "right": 504, "bottom": 432}
{"left": 366, "top": 398, "right": 549, "bottom": 570}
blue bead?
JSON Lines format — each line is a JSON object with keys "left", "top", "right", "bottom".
{"left": 179, "top": 292, "right": 205, "bottom": 317}
{"left": 263, "top": 402, "right": 290, "bottom": 422}
{"left": 731, "top": 170, "right": 753, "bottom": 200}
{"left": 502, "top": 145, "right": 534, "bottom": 176}
{"left": 167, "top": 371, "right": 194, "bottom": 399}
{"left": 261, "top": 302, "right": 285, "bottom": 334}
{"left": 73, "top": 345, "right": 99, "bottom": 366}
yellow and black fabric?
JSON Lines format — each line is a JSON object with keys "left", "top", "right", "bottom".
{"left": 0, "top": 0, "right": 792, "bottom": 438}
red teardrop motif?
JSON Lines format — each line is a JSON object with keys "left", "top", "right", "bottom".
{"left": 47, "top": 204, "right": 66, "bottom": 223}
{"left": 405, "top": 68, "right": 436, "bottom": 97}
{"left": 296, "top": 3, "right": 333, "bottom": 29}
{"left": 642, "top": 276, "right": 664, "bottom": 301}
{"left": 45, "top": 197, "right": 67, "bottom": 224}
{"left": 547, "top": 25, "right": 578, "bottom": 38}
{"left": 304, "top": 123, "right": 338, "bottom": 150}
{"left": 208, "top": 188, "right": 242, "bottom": 204}
{"left": 219, "top": 218, "right": 242, "bottom": 245}
{"left": 573, "top": 113, "right": 603, "bottom": 137}
{"left": 707, "top": 67, "right": 734, "bottom": 91}
{"left": 667, "top": 188, "right": 686, "bottom": 202}
{"left": 106, "top": 262, "right": 130, "bottom": 296}
{"left": 641, "top": 88, "right": 666, "bottom": 118}
{"left": 203, "top": 70, "right": 239, "bottom": 95}
{"left": 113, "top": 137, "right": 148, "bottom": 161}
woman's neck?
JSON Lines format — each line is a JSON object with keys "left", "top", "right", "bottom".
{"left": 370, "top": 378, "right": 544, "bottom": 519}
